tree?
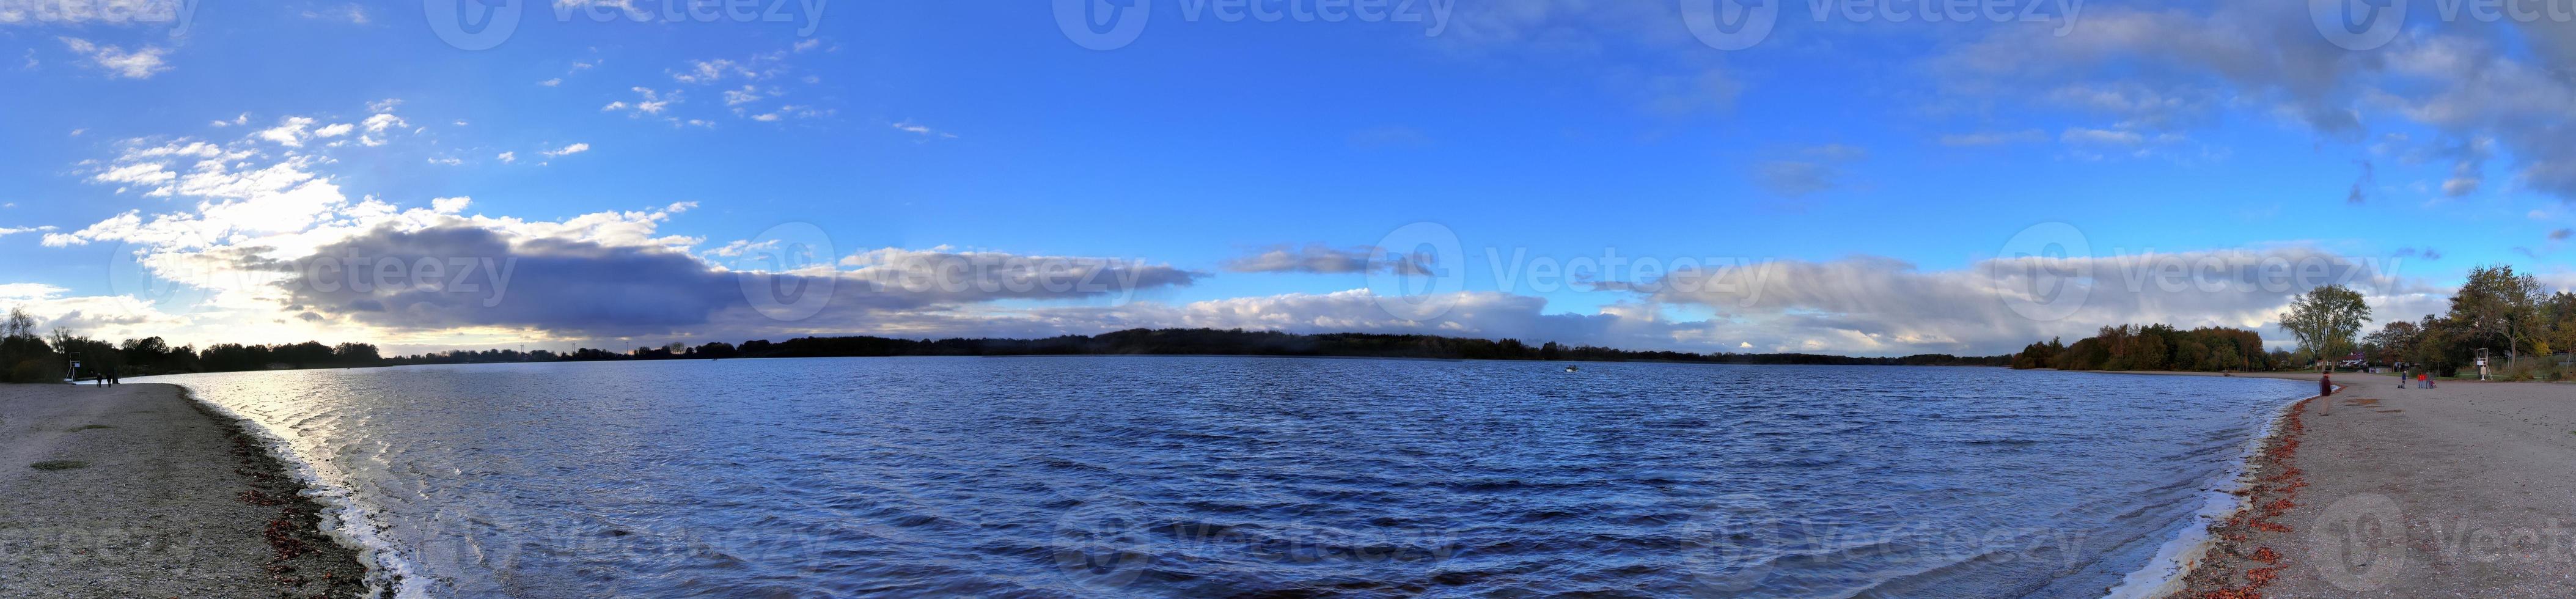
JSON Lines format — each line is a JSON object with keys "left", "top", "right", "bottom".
{"left": 2280, "top": 284, "right": 2372, "bottom": 369}
{"left": 2447, "top": 265, "right": 2544, "bottom": 361}
{"left": 2544, "top": 292, "right": 2576, "bottom": 359}
{"left": 2364, "top": 320, "right": 2420, "bottom": 364}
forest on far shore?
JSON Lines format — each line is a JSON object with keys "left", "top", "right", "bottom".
{"left": 1, "top": 320, "right": 2011, "bottom": 382}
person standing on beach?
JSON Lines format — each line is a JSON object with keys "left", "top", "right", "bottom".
{"left": 2321, "top": 372, "right": 2333, "bottom": 397}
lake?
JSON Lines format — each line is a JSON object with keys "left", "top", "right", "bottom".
{"left": 141, "top": 357, "right": 2311, "bottom": 598}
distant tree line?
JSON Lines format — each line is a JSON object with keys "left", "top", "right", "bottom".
{"left": 5, "top": 314, "right": 2013, "bottom": 383}
{"left": 2009, "top": 325, "right": 2277, "bottom": 372}
{"left": 390, "top": 328, "right": 2014, "bottom": 367}
{"left": 2, "top": 308, "right": 387, "bottom": 383}
{"left": 2009, "top": 265, "right": 2576, "bottom": 381}
{"left": 2361, "top": 265, "right": 2574, "bottom": 380}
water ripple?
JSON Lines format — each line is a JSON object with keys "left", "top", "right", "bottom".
{"left": 145, "top": 358, "right": 2307, "bottom": 598}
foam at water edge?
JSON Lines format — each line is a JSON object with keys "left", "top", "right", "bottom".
{"left": 181, "top": 385, "right": 433, "bottom": 599}
{"left": 2099, "top": 389, "right": 2311, "bottom": 599}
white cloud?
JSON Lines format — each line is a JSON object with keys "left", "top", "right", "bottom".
{"left": 539, "top": 78, "right": 562, "bottom": 86}
{"left": 431, "top": 196, "right": 471, "bottom": 214}
{"left": 0, "top": 292, "right": 186, "bottom": 342}
{"left": 889, "top": 120, "right": 955, "bottom": 139}
{"left": 257, "top": 116, "right": 317, "bottom": 147}
{"left": 1940, "top": 130, "right": 2047, "bottom": 147}
{"left": 542, "top": 142, "right": 590, "bottom": 157}
{"left": 0, "top": 225, "right": 60, "bottom": 238}
{"left": 312, "top": 122, "right": 355, "bottom": 138}
{"left": 57, "top": 37, "right": 169, "bottom": 79}
{"left": 2060, "top": 127, "right": 2145, "bottom": 146}
{"left": 0, "top": 283, "right": 68, "bottom": 300}
{"left": 604, "top": 87, "right": 672, "bottom": 117}
{"left": 496, "top": 151, "right": 516, "bottom": 163}
{"left": 301, "top": 4, "right": 367, "bottom": 23}
{"left": 362, "top": 112, "right": 405, "bottom": 133}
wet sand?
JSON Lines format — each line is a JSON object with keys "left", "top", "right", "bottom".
{"left": 0, "top": 383, "right": 367, "bottom": 598}
{"left": 2165, "top": 372, "right": 2576, "bottom": 597}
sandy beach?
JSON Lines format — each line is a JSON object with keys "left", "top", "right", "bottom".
{"left": 2168, "top": 371, "right": 2576, "bottom": 597}
{"left": 0, "top": 383, "right": 367, "bottom": 599}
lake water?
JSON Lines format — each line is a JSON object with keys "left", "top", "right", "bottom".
{"left": 140, "top": 357, "right": 2311, "bottom": 598}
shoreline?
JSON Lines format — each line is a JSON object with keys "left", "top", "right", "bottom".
{"left": 2152, "top": 378, "right": 2330, "bottom": 598}
{"left": 2152, "top": 371, "right": 2576, "bottom": 596}
{"left": 0, "top": 383, "right": 370, "bottom": 598}
{"left": 183, "top": 381, "right": 424, "bottom": 599}
{"left": 2101, "top": 379, "right": 2322, "bottom": 599}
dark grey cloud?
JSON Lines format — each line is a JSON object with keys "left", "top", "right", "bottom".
{"left": 1937, "top": 4, "right": 2576, "bottom": 202}
{"left": 1752, "top": 144, "right": 1866, "bottom": 198}
{"left": 1221, "top": 244, "right": 1436, "bottom": 275}
{"left": 278, "top": 225, "right": 749, "bottom": 333}
{"left": 271, "top": 224, "right": 1203, "bottom": 337}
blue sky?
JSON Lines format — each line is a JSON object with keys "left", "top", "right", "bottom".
{"left": 2, "top": 1, "right": 2572, "bottom": 356}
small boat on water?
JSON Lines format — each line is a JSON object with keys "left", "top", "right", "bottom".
{"left": 1564, "top": 365, "right": 1579, "bottom": 372}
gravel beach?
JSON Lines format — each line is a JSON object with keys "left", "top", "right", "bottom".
{"left": 0, "top": 383, "right": 369, "bottom": 598}
{"left": 2168, "top": 371, "right": 2576, "bottom": 598}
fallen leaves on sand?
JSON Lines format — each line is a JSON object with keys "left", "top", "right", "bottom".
{"left": 2177, "top": 397, "right": 2314, "bottom": 599}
